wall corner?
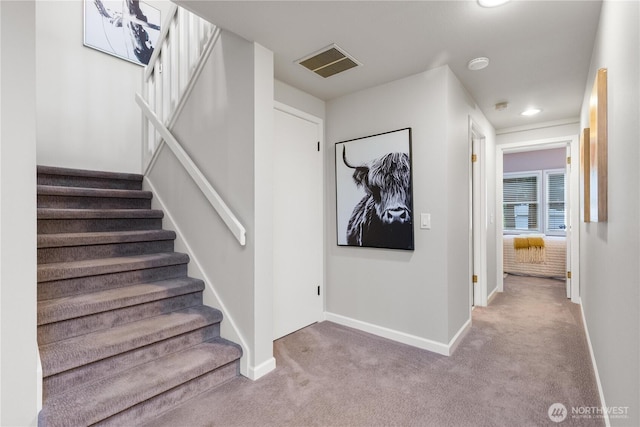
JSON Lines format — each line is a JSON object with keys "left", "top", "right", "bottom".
{"left": 252, "top": 42, "right": 276, "bottom": 372}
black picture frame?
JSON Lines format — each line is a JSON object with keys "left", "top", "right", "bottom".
{"left": 335, "top": 128, "right": 414, "bottom": 250}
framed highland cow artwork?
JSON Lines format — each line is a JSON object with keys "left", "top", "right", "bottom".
{"left": 335, "top": 128, "right": 414, "bottom": 250}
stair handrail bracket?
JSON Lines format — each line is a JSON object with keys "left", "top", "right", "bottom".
{"left": 137, "top": 7, "right": 245, "bottom": 246}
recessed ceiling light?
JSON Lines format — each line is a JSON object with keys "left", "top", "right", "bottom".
{"left": 467, "top": 57, "right": 489, "bottom": 71}
{"left": 521, "top": 108, "right": 542, "bottom": 116}
{"left": 478, "top": 0, "right": 510, "bottom": 7}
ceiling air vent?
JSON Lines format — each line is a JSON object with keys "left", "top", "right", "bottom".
{"left": 297, "top": 44, "right": 360, "bottom": 78}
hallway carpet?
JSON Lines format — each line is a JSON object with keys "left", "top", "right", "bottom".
{"left": 148, "top": 275, "right": 603, "bottom": 427}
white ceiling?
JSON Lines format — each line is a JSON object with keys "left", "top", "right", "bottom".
{"left": 177, "top": 0, "right": 602, "bottom": 131}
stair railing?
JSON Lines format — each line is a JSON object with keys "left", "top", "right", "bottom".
{"left": 137, "top": 5, "right": 245, "bottom": 246}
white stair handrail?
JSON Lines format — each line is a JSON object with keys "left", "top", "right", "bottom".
{"left": 137, "top": 5, "right": 245, "bottom": 246}
{"left": 136, "top": 94, "right": 246, "bottom": 246}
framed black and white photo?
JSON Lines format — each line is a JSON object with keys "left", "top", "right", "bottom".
{"left": 335, "top": 128, "right": 414, "bottom": 250}
{"left": 84, "top": 0, "right": 161, "bottom": 66}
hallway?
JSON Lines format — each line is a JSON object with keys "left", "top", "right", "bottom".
{"left": 147, "top": 275, "right": 603, "bottom": 426}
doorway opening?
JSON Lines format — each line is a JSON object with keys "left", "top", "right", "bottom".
{"left": 496, "top": 136, "right": 580, "bottom": 303}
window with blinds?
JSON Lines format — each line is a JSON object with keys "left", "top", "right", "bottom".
{"left": 503, "top": 169, "right": 566, "bottom": 235}
{"left": 503, "top": 172, "right": 541, "bottom": 232}
{"left": 545, "top": 170, "right": 566, "bottom": 235}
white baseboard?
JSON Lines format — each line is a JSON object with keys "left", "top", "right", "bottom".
{"left": 487, "top": 286, "right": 499, "bottom": 304}
{"left": 579, "top": 299, "right": 610, "bottom": 427}
{"left": 248, "top": 357, "right": 276, "bottom": 381}
{"left": 448, "top": 318, "right": 472, "bottom": 354}
{"left": 37, "top": 351, "right": 43, "bottom": 412}
{"left": 324, "top": 312, "right": 471, "bottom": 356}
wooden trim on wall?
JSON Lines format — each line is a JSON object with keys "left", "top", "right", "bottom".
{"left": 588, "top": 68, "right": 608, "bottom": 222}
{"left": 581, "top": 127, "right": 590, "bottom": 222}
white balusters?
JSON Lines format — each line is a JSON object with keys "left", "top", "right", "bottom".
{"left": 141, "top": 5, "right": 217, "bottom": 170}
{"left": 178, "top": 8, "right": 189, "bottom": 96}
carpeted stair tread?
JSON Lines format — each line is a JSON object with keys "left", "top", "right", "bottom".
{"left": 37, "top": 229, "right": 177, "bottom": 263}
{"left": 37, "top": 209, "right": 164, "bottom": 234}
{"left": 37, "top": 185, "right": 152, "bottom": 200}
{"left": 42, "top": 325, "right": 221, "bottom": 400}
{"left": 38, "top": 264, "right": 189, "bottom": 301}
{"left": 37, "top": 165, "right": 144, "bottom": 182}
{"left": 38, "top": 339, "right": 241, "bottom": 427}
{"left": 38, "top": 277, "right": 204, "bottom": 325}
{"left": 37, "top": 253, "right": 190, "bottom": 283}
{"left": 39, "top": 305, "right": 223, "bottom": 376}
{"left": 38, "top": 292, "right": 204, "bottom": 345}
{"left": 37, "top": 208, "right": 164, "bottom": 219}
{"left": 37, "top": 166, "right": 143, "bottom": 190}
{"left": 38, "top": 230, "right": 176, "bottom": 248}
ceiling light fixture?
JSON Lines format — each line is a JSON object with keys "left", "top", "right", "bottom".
{"left": 521, "top": 108, "right": 542, "bottom": 116}
{"left": 467, "top": 57, "right": 489, "bottom": 71}
{"left": 478, "top": 0, "right": 511, "bottom": 7}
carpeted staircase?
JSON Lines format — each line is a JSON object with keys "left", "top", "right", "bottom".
{"left": 36, "top": 165, "right": 242, "bottom": 426}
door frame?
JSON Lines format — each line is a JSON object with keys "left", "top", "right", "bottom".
{"left": 272, "top": 101, "right": 325, "bottom": 338}
{"left": 495, "top": 135, "right": 580, "bottom": 302}
{"left": 469, "top": 118, "right": 488, "bottom": 307}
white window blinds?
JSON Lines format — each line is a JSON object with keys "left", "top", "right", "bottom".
{"left": 503, "top": 173, "right": 540, "bottom": 232}
{"left": 545, "top": 170, "right": 566, "bottom": 234}
{"left": 503, "top": 169, "right": 566, "bottom": 235}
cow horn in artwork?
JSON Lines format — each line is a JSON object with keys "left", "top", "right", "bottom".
{"left": 342, "top": 146, "right": 358, "bottom": 169}
{"left": 342, "top": 146, "right": 370, "bottom": 188}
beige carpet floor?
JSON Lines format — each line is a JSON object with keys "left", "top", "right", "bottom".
{"left": 146, "top": 275, "right": 603, "bottom": 427}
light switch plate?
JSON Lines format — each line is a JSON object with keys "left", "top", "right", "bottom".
{"left": 420, "top": 213, "right": 431, "bottom": 229}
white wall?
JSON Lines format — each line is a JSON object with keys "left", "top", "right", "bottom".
{"left": 326, "top": 65, "right": 494, "bottom": 351}
{"left": 274, "top": 79, "right": 326, "bottom": 121}
{"left": 36, "top": 0, "right": 173, "bottom": 174}
{"left": 503, "top": 148, "right": 566, "bottom": 173}
{"left": 578, "top": 1, "right": 639, "bottom": 425}
{"left": 252, "top": 43, "right": 275, "bottom": 375}
{"left": 497, "top": 121, "right": 580, "bottom": 145}
{"left": 0, "top": 1, "right": 38, "bottom": 425}
{"left": 445, "top": 67, "right": 497, "bottom": 325}
{"left": 146, "top": 30, "right": 275, "bottom": 379}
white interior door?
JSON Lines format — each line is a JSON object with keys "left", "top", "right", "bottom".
{"left": 273, "top": 105, "right": 323, "bottom": 340}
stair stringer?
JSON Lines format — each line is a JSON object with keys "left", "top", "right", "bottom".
{"left": 143, "top": 176, "right": 263, "bottom": 378}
